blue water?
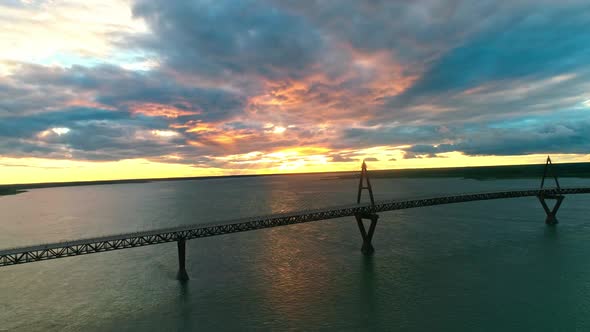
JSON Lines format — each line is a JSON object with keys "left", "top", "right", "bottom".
{"left": 1, "top": 174, "right": 590, "bottom": 331}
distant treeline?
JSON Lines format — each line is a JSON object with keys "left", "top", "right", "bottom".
{"left": 0, "top": 187, "right": 27, "bottom": 196}
{"left": 333, "top": 162, "right": 590, "bottom": 180}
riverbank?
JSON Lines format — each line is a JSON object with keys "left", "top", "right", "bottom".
{"left": 0, "top": 187, "right": 27, "bottom": 196}
{"left": 0, "top": 175, "right": 261, "bottom": 196}
{"left": 2, "top": 161, "right": 589, "bottom": 195}
{"left": 325, "top": 162, "right": 590, "bottom": 180}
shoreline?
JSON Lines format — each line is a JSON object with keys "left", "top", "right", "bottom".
{"left": 328, "top": 162, "right": 590, "bottom": 181}
{"left": 0, "top": 188, "right": 27, "bottom": 196}
{"left": 1, "top": 162, "right": 589, "bottom": 195}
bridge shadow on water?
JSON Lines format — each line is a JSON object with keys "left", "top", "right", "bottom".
{"left": 543, "top": 224, "right": 559, "bottom": 240}
{"left": 174, "top": 277, "right": 196, "bottom": 331}
{"left": 359, "top": 255, "right": 377, "bottom": 329}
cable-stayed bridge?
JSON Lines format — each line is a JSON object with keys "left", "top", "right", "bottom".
{"left": 1, "top": 158, "right": 589, "bottom": 281}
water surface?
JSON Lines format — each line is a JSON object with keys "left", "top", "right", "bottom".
{"left": 1, "top": 174, "right": 590, "bottom": 331}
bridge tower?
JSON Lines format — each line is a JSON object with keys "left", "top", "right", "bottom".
{"left": 537, "top": 156, "right": 565, "bottom": 225}
{"left": 355, "top": 161, "right": 379, "bottom": 255}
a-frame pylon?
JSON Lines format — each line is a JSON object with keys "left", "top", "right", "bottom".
{"left": 355, "top": 161, "right": 379, "bottom": 255}
{"left": 537, "top": 156, "right": 565, "bottom": 225}
{"left": 357, "top": 161, "right": 375, "bottom": 205}
{"left": 540, "top": 155, "right": 561, "bottom": 191}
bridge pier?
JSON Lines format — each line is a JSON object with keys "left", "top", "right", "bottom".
{"left": 537, "top": 194, "right": 564, "bottom": 225}
{"left": 356, "top": 213, "right": 379, "bottom": 255}
{"left": 177, "top": 238, "right": 189, "bottom": 281}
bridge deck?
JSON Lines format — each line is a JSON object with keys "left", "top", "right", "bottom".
{"left": 2, "top": 187, "right": 590, "bottom": 267}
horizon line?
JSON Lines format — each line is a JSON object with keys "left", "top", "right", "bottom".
{"left": 2, "top": 160, "right": 589, "bottom": 188}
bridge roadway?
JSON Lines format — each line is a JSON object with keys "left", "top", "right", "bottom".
{"left": 1, "top": 187, "right": 590, "bottom": 267}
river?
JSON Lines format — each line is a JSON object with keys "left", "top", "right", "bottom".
{"left": 1, "top": 174, "right": 590, "bottom": 331}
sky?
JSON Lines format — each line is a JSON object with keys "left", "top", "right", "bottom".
{"left": 1, "top": 0, "right": 589, "bottom": 184}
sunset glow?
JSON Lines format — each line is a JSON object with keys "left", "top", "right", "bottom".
{"left": 1, "top": 0, "right": 590, "bottom": 184}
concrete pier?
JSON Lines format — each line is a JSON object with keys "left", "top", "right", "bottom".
{"left": 356, "top": 214, "right": 378, "bottom": 256}
{"left": 538, "top": 194, "right": 564, "bottom": 225}
{"left": 177, "top": 238, "right": 189, "bottom": 281}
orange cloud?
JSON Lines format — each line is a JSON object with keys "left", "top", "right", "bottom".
{"left": 185, "top": 122, "right": 258, "bottom": 151}
{"left": 347, "top": 47, "right": 418, "bottom": 99}
{"left": 64, "top": 93, "right": 115, "bottom": 110}
{"left": 129, "top": 102, "right": 199, "bottom": 118}
{"left": 245, "top": 45, "right": 418, "bottom": 127}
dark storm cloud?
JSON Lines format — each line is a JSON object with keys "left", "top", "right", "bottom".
{"left": 0, "top": 107, "right": 128, "bottom": 138}
{"left": 0, "top": 78, "right": 75, "bottom": 117}
{"left": 342, "top": 125, "right": 455, "bottom": 148}
{"left": 0, "top": 62, "right": 247, "bottom": 161}
{"left": 0, "top": 106, "right": 190, "bottom": 161}
{"left": 344, "top": 106, "right": 590, "bottom": 157}
{"left": 390, "top": 4, "right": 590, "bottom": 106}
{"left": 271, "top": 0, "right": 527, "bottom": 74}
{"left": 12, "top": 64, "right": 246, "bottom": 122}
{"left": 132, "top": 0, "right": 325, "bottom": 80}
{"left": 400, "top": 113, "right": 590, "bottom": 156}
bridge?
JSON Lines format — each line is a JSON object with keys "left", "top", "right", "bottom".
{"left": 1, "top": 157, "right": 589, "bottom": 281}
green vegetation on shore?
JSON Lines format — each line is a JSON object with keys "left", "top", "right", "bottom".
{"left": 0, "top": 187, "right": 27, "bottom": 196}
{"left": 331, "top": 162, "right": 590, "bottom": 180}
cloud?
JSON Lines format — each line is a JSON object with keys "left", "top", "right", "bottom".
{"left": 131, "top": 0, "right": 325, "bottom": 81}
{"left": 402, "top": 5, "right": 590, "bottom": 100}
{"left": 0, "top": 0, "right": 147, "bottom": 67}
{"left": 2, "top": 0, "right": 590, "bottom": 176}
{"left": 0, "top": 107, "right": 128, "bottom": 138}
{"left": 0, "top": 62, "right": 248, "bottom": 162}
{"left": 0, "top": 106, "right": 188, "bottom": 161}
{"left": 10, "top": 64, "right": 246, "bottom": 122}
{"left": 342, "top": 124, "right": 455, "bottom": 148}
{"left": 330, "top": 153, "right": 358, "bottom": 163}
{"left": 400, "top": 112, "right": 590, "bottom": 157}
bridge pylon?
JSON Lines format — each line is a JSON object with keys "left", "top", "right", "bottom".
{"left": 537, "top": 156, "right": 565, "bottom": 225}
{"left": 355, "top": 161, "right": 379, "bottom": 255}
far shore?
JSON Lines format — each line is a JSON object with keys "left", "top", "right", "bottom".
{"left": 0, "top": 173, "right": 297, "bottom": 196}
{"left": 325, "top": 162, "right": 590, "bottom": 181}
{"left": 1, "top": 161, "right": 589, "bottom": 196}
{"left": 0, "top": 187, "right": 27, "bottom": 196}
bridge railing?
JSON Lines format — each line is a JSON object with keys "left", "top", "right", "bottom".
{"left": 370, "top": 187, "right": 561, "bottom": 204}
{"left": 0, "top": 187, "right": 575, "bottom": 255}
{"left": 2, "top": 187, "right": 590, "bottom": 269}
{"left": 0, "top": 200, "right": 374, "bottom": 255}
